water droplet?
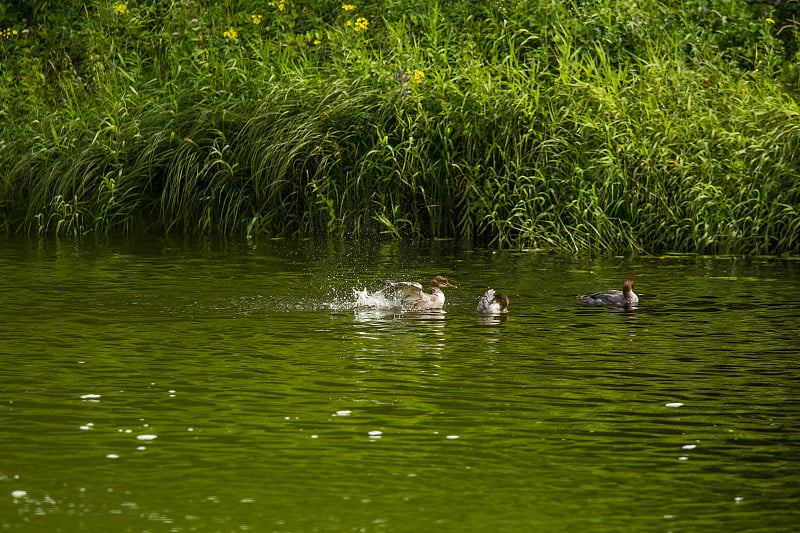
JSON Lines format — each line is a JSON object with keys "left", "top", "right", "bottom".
{"left": 665, "top": 402, "right": 684, "bottom": 408}
{"left": 136, "top": 434, "right": 157, "bottom": 441}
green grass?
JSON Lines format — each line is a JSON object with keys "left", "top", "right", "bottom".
{"left": 1, "top": 0, "right": 799, "bottom": 253}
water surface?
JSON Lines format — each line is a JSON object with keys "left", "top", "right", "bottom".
{"left": 1, "top": 237, "right": 798, "bottom": 532}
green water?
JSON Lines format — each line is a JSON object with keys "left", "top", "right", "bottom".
{"left": 1, "top": 238, "right": 798, "bottom": 532}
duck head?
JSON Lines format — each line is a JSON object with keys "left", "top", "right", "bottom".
{"left": 494, "top": 291, "right": 510, "bottom": 311}
{"left": 430, "top": 276, "right": 457, "bottom": 289}
{"left": 623, "top": 279, "right": 635, "bottom": 294}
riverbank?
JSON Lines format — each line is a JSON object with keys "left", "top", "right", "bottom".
{"left": 1, "top": 1, "right": 799, "bottom": 253}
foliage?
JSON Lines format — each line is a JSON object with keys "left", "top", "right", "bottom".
{"left": 1, "top": 0, "right": 799, "bottom": 253}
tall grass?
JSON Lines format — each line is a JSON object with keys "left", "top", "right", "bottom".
{"left": 1, "top": 0, "right": 799, "bottom": 253}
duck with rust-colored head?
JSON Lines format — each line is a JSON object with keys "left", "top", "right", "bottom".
{"left": 477, "top": 289, "right": 509, "bottom": 315}
{"left": 381, "top": 276, "right": 457, "bottom": 310}
{"left": 356, "top": 276, "right": 457, "bottom": 311}
{"left": 578, "top": 279, "right": 638, "bottom": 307}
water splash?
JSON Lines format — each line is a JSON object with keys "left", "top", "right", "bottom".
{"left": 353, "top": 288, "right": 403, "bottom": 311}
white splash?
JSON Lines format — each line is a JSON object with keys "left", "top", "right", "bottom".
{"left": 353, "top": 288, "right": 402, "bottom": 311}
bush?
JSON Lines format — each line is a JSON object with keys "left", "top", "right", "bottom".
{"left": 1, "top": 0, "right": 799, "bottom": 253}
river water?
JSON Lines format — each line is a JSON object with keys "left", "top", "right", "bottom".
{"left": 1, "top": 237, "right": 798, "bottom": 532}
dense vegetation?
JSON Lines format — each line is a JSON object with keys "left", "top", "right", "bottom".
{"left": 1, "top": 0, "right": 799, "bottom": 253}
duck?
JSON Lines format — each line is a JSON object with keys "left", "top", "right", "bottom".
{"left": 372, "top": 275, "right": 457, "bottom": 311}
{"left": 476, "top": 289, "right": 509, "bottom": 315}
{"left": 577, "top": 279, "right": 638, "bottom": 307}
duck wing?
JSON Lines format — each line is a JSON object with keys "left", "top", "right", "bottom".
{"left": 380, "top": 281, "right": 426, "bottom": 301}
{"left": 578, "top": 289, "right": 624, "bottom": 305}
{"left": 477, "top": 289, "right": 496, "bottom": 313}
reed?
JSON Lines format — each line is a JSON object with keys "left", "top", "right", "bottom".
{"left": 1, "top": 0, "right": 798, "bottom": 253}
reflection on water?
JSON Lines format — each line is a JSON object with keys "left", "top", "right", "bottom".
{"left": 354, "top": 308, "right": 448, "bottom": 322}
{"left": 1, "top": 238, "right": 799, "bottom": 532}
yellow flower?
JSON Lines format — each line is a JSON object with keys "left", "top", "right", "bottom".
{"left": 342, "top": 4, "right": 356, "bottom": 10}
{"left": 353, "top": 17, "right": 369, "bottom": 32}
{"left": 223, "top": 27, "right": 238, "bottom": 39}
{"left": 766, "top": 17, "right": 775, "bottom": 24}
{"left": 269, "top": 0, "right": 287, "bottom": 11}
{"left": 114, "top": 3, "right": 127, "bottom": 15}
{"left": 251, "top": 13, "right": 263, "bottom": 25}
{"left": 313, "top": 39, "right": 322, "bottom": 45}
{"left": 410, "top": 70, "right": 424, "bottom": 84}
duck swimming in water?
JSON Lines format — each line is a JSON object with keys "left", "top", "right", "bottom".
{"left": 476, "top": 289, "right": 509, "bottom": 315}
{"left": 356, "top": 276, "right": 457, "bottom": 311}
{"left": 578, "top": 279, "right": 638, "bottom": 307}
